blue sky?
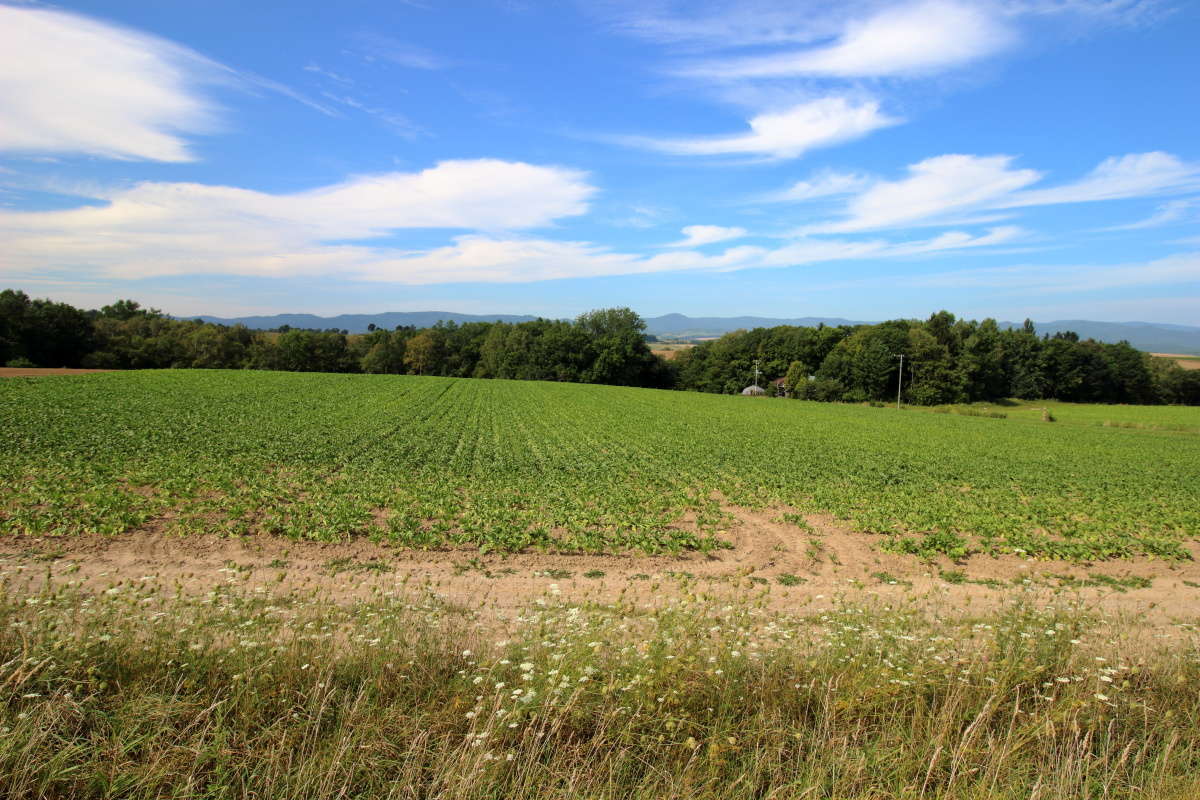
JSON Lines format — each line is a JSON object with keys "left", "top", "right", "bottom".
{"left": 1, "top": 0, "right": 1198, "bottom": 323}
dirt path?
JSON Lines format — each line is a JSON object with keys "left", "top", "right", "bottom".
{"left": 3, "top": 508, "right": 1197, "bottom": 627}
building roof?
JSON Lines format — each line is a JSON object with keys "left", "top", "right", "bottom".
{"left": 741, "top": 384, "right": 765, "bottom": 395}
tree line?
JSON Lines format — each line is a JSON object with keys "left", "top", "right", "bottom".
{"left": 2, "top": 289, "right": 1197, "bottom": 405}
{"left": 673, "top": 311, "right": 1200, "bottom": 405}
{"left": 0, "top": 290, "right": 669, "bottom": 388}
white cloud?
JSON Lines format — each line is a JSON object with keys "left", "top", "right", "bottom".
{"left": 1102, "top": 199, "right": 1198, "bottom": 231}
{"left": 631, "top": 97, "right": 899, "bottom": 160}
{"left": 0, "top": 159, "right": 1028, "bottom": 285}
{"left": 0, "top": 160, "right": 595, "bottom": 279}
{"left": 807, "top": 151, "right": 1200, "bottom": 233}
{"left": 355, "top": 227, "right": 1024, "bottom": 283}
{"left": 1004, "top": 152, "right": 1200, "bottom": 207}
{"left": 0, "top": 4, "right": 223, "bottom": 162}
{"left": 666, "top": 225, "right": 748, "bottom": 247}
{"left": 762, "top": 170, "right": 872, "bottom": 202}
{"left": 602, "top": 0, "right": 857, "bottom": 48}
{"left": 683, "top": 1, "right": 1014, "bottom": 79}
{"left": 607, "top": 0, "right": 1156, "bottom": 51}
{"left": 761, "top": 226, "right": 1024, "bottom": 268}
{"left": 820, "top": 154, "right": 1041, "bottom": 232}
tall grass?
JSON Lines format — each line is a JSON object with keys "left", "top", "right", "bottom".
{"left": 1, "top": 578, "right": 1197, "bottom": 799}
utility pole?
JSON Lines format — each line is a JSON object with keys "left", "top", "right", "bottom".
{"left": 753, "top": 358, "right": 761, "bottom": 388}
{"left": 894, "top": 354, "right": 904, "bottom": 408}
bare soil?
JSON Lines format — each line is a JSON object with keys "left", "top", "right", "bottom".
{"left": 0, "top": 368, "right": 113, "bottom": 378}
{"left": 3, "top": 508, "right": 1197, "bottom": 628}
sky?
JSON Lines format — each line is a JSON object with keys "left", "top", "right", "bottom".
{"left": 1, "top": 0, "right": 1198, "bottom": 323}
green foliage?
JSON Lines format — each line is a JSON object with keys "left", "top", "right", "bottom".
{"left": 0, "top": 289, "right": 95, "bottom": 368}
{"left": 675, "top": 310, "right": 1195, "bottom": 406}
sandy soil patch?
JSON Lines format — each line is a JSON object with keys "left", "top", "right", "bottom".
{"left": 3, "top": 508, "right": 1197, "bottom": 629}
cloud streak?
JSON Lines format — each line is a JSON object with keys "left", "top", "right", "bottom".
{"left": 626, "top": 97, "right": 899, "bottom": 160}
{"left": 665, "top": 225, "right": 748, "bottom": 247}
{"left": 0, "top": 4, "right": 222, "bottom": 162}
{"left": 680, "top": 1, "right": 1015, "bottom": 80}
{"left": 804, "top": 151, "right": 1200, "bottom": 233}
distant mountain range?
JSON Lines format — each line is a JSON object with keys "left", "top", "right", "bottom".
{"left": 195, "top": 311, "right": 540, "bottom": 331}
{"left": 193, "top": 311, "right": 1200, "bottom": 355}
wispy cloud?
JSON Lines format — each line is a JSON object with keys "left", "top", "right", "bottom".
{"left": 818, "top": 154, "right": 1041, "bottom": 232}
{"left": 304, "top": 63, "right": 355, "bottom": 86}
{"left": 605, "top": 0, "right": 1163, "bottom": 50}
{"left": 0, "top": 4, "right": 346, "bottom": 162}
{"left": 0, "top": 4, "right": 222, "bottom": 162}
{"left": 353, "top": 31, "right": 447, "bottom": 70}
{"left": 625, "top": 97, "right": 899, "bottom": 160}
{"left": 803, "top": 151, "right": 1200, "bottom": 233}
{"left": 760, "top": 170, "right": 873, "bottom": 203}
{"left": 1102, "top": 198, "right": 1198, "bottom": 231}
{"left": 679, "top": 1, "right": 1015, "bottom": 80}
{"left": 664, "top": 225, "right": 748, "bottom": 247}
{"left": 1005, "top": 152, "right": 1200, "bottom": 207}
{"left": 319, "top": 92, "right": 421, "bottom": 138}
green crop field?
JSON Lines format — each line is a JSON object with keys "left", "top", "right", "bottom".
{"left": 925, "top": 398, "right": 1200, "bottom": 431}
{"left": 1, "top": 370, "right": 1197, "bottom": 560}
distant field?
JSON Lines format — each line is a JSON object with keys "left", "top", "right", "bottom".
{"left": 649, "top": 342, "right": 695, "bottom": 360}
{"left": 926, "top": 398, "right": 1200, "bottom": 431}
{"left": 1, "top": 370, "right": 1197, "bottom": 560}
{"left": 1154, "top": 352, "right": 1200, "bottom": 370}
